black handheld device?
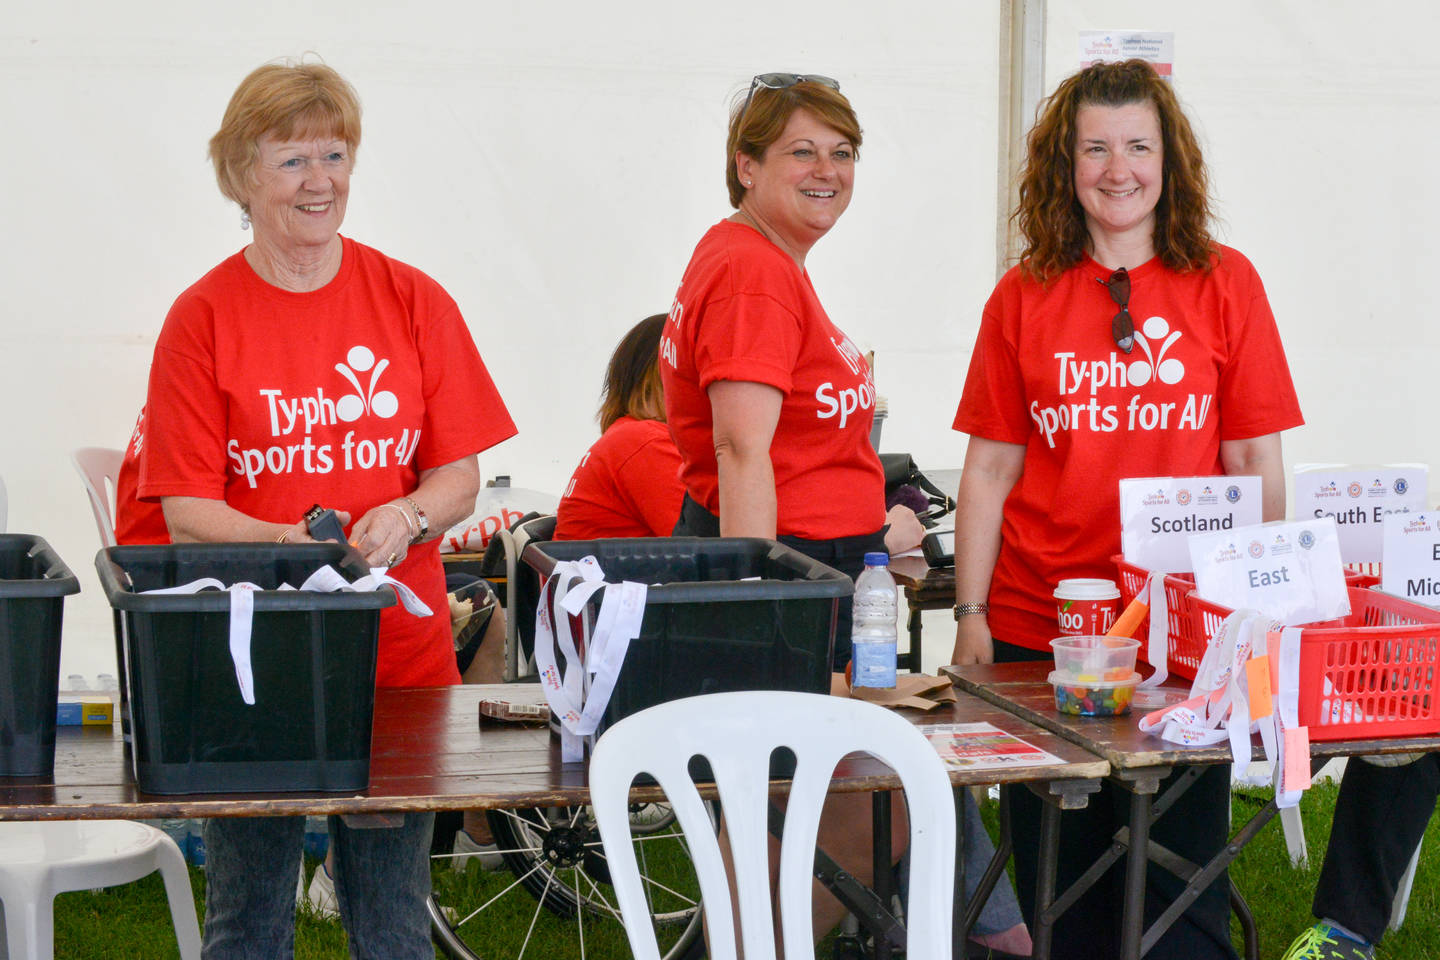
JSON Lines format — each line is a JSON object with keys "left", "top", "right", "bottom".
{"left": 921, "top": 528, "right": 955, "bottom": 568}
{"left": 302, "top": 504, "right": 371, "bottom": 579}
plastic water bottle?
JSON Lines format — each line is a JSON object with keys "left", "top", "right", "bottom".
{"left": 851, "top": 552, "right": 898, "bottom": 688}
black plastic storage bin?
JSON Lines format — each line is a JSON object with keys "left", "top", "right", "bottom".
{"left": 523, "top": 537, "right": 851, "bottom": 743}
{"left": 0, "top": 535, "right": 80, "bottom": 777}
{"left": 96, "top": 543, "right": 395, "bottom": 795}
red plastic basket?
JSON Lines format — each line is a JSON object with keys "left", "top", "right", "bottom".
{"left": 1113, "top": 555, "right": 1206, "bottom": 680}
{"left": 1190, "top": 586, "right": 1440, "bottom": 741}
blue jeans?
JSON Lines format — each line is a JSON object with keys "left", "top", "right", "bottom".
{"left": 201, "top": 813, "right": 435, "bottom": 960}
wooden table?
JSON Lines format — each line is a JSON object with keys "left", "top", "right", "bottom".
{"left": 945, "top": 660, "right": 1440, "bottom": 960}
{"left": 889, "top": 556, "right": 955, "bottom": 673}
{"left": 0, "top": 681, "right": 1108, "bottom": 959}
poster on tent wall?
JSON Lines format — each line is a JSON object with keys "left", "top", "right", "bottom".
{"left": 1079, "top": 31, "right": 1174, "bottom": 77}
{"left": 1293, "top": 464, "right": 1428, "bottom": 564}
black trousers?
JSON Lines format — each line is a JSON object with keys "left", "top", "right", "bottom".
{"left": 673, "top": 493, "right": 886, "bottom": 668}
{"left": 995, "top": 639, "right": 1239, "bottom": 960}
{"left": 1312, "top": 753, "right": 1440, "bottom": 944}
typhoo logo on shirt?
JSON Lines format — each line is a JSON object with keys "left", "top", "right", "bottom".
{"left": 227, "top": 345, "right": 422, "bottom": 488}
{"left": 1029, "top": 316, "right": 1213, "bottom": 449}
{"left": 814, "top": 336, "right": 875, "bottom": 430}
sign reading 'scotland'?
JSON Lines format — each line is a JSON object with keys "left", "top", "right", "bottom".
{"left": 1120, "top": 476, "right": 1262, "bottom": 573}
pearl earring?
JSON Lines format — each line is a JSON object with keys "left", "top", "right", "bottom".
{"left": 240, "top": 210, "right": 251, "bottom": 230}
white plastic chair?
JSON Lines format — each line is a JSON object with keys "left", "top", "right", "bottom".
{"left": 70, "top": 447, "right": 124, "bottom": 548}
{"left": 0, "top": 820, "right": 200, "bottom": 960}
{"left": 589, "top": 690, "right": 956, "bottom": 960}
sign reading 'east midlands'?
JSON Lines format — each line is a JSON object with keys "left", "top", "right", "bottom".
{"left": 1119, "top": 476, "right": 1262, "bottom": 573}
{"left": 1381, "top": 512, "right": 1440, "bottom": 606}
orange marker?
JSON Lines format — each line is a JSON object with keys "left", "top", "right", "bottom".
{"left": 1106, "top": 596, "right": 1149, "bottom": 638}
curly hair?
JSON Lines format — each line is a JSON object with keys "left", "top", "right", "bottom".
{"left": 1014, "top": 59, "right": 1213, "bottom": 282}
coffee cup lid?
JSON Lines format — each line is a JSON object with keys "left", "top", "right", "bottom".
{"left": 1053, "top": 578, "right": 1120, "bottom": 601}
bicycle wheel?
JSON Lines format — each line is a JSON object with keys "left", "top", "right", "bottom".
{"left": 429, "top": 801, "right": 711, "bottom": 960}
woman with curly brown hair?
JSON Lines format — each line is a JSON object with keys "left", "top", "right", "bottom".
{"left": 949, "top": 60, "right": 1303, "bottom": 959}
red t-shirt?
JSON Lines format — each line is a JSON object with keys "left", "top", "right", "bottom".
{"left": 140, "top": 237, "right": 517, "bottom": 687}
{"left": 659, "top": 220, "right": 884, "bottom": 541}
{"left": 954, "top": 248, "right": 1304, "bottom": 652}
{"left": 114, "top": 407, "right": 171, "bottom": 546}
{"left": 553, "top": 417, "right": 684, "bottom": 540}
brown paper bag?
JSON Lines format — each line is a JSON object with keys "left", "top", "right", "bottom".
{"left": 829, "top": 673, "right": 958, "bottom": 711}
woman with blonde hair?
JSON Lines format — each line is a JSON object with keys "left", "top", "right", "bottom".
{"left": 140, "top": 59, "right": 515, "bottom": 958}
{"left": 951, "top": 59, "right": 1303, "bottom": 958}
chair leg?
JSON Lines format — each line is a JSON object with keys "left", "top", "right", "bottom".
{"left": 0, "top": 891, "right": 53, "bottom": 960}
{"left": 154, "top": 840, "right": 203, "bottom": 960}
{"left": 1278, "top": 804, "right": 1307, "bottom": 867}
{"left": 1389, "top": 838, "right": 1423, "bottom": 932}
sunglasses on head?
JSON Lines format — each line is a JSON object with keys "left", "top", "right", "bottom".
{"left": 739, "top": 73, "right": 841, "bottom": 121}
{"left": 1097, "top": 267, "right": 1136, "bottom": 353}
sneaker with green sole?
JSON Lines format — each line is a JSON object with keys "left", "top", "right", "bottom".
{"left": 1281, "top": 924, "right": 1374, "bottom": 960}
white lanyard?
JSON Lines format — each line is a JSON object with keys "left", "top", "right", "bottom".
{"left": 1136, "top": 573, "right": 1170, "bottom": 690}
{"left": 533, "top": 557, "right": 647, "bottom": 762}
{"left": 143, "top": 565, "right": 432, "bottom": 706}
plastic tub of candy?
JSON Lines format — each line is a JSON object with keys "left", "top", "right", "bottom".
{"left": 1048, "top": 671, "right": 1140, "bottom": 717}
{"left": 1049, "top": 635, "right": 1140, "bottom": 680}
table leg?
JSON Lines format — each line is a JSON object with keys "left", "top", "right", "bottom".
{"left": 1119, "top": 789, "right": 1153, "bottom": 960}
{"left": 1029, "top": 787, "right": 1061, "bottom": 960}
{"left": 872, "top": 791, "right": 893, "bottom": 960}
{"left": 906, "top": 605, "right": 924, "bottom": 673}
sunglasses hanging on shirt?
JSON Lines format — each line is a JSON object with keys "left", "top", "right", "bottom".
{"left": 1098, "top": 267, "right": 1136, "bottom": 354}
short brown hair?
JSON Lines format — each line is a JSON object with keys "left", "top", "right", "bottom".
{"left": 209, "top": 60, "right": 362, "bottom": 212}
{"left": 725, "top": 79, "right": 862, "bottom": 208}
{"left": 1015, "top": 59, "right": 1213, "bottom": 282}
{"left": 598, "top": 314, "right": 669, "bottom": 431}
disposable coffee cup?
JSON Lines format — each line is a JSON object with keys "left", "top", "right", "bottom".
{"left": 1053, "top": 579, "right": 1121, "bottom": 637}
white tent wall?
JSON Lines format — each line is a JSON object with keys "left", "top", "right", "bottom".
{"left": 1, "top": 1, "right": 1001, "bottom": 677}
{"left": 4, "top": 1, "right": 1435, "bottom": 678}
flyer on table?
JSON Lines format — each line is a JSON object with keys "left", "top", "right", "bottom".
{"left": 1293, "top": 464, "right": 1427, "bottom": 564}
{"left": 1120, "top": 476, "right": 1262, "bottom": 573}
{"left": 1188, "top": 517, "right": 1349, "bottom": 625}
{"left": 1381, "top": 512, "right": 1440, "bottom": 606}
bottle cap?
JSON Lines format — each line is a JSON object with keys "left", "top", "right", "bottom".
{"left": 863, "top": 552, "right": 890, "bottom": 566}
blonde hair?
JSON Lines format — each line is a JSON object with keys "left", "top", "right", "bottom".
{"left": 209, "top": 60, "right": 362, "bottom": 212}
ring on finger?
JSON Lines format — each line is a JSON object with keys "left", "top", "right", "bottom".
{"left": 386, "top": 552, "right": 399, "bottom": 566}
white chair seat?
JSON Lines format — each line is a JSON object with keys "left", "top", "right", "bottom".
{"left": 0, "top": 820, "right": 200, "bottom": 960}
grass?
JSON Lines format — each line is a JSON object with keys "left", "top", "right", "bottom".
{"left": 35, "top": 784, "right": 1440, "bottom": 959}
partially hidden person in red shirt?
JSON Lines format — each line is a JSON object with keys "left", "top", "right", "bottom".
{"left": 113, "top": 407, "right": 168, "bottom": 546}
{"left": 951, "top": 59, "right": 1303, "bottom": 960}
{"left": 659, "top": 74, "right": 923, "bottom": 670}
{"left": 554, "top": 314, "right": 683, "bottom": 540}
{"left": 137, "top": 60, "right": 516, "bottom": 960}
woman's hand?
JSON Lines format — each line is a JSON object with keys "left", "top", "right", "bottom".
{"left": 952, "top": 616, "right": 995, "bottom": 665}
{"left": 882, "top": 505, "right": 926, "bottom": 555}
{"left": 351, "top": 503, "right": 414, "bottom": 568}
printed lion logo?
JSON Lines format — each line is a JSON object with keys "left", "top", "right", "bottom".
{"left": 1298, "top": 530, "right": 1315, "bottom": 550}
{"left": 1225, "top": 485, "right": 1241, "bottom": 504}
{"left": 1396, "top": 478, "right": 1410, "bottom": 495}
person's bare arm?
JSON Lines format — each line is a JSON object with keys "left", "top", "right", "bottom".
{"left": 163, "top": 454, "right": 480, "bottom": 568}
{"left": 1220, "top": 433, "right": 1285, "bottom": 521}
{"left": 708, "top": 380, "right": 783, "bottom": 538}
{"left": 950, "top": 437, "right": 1026, "bottom": 665}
